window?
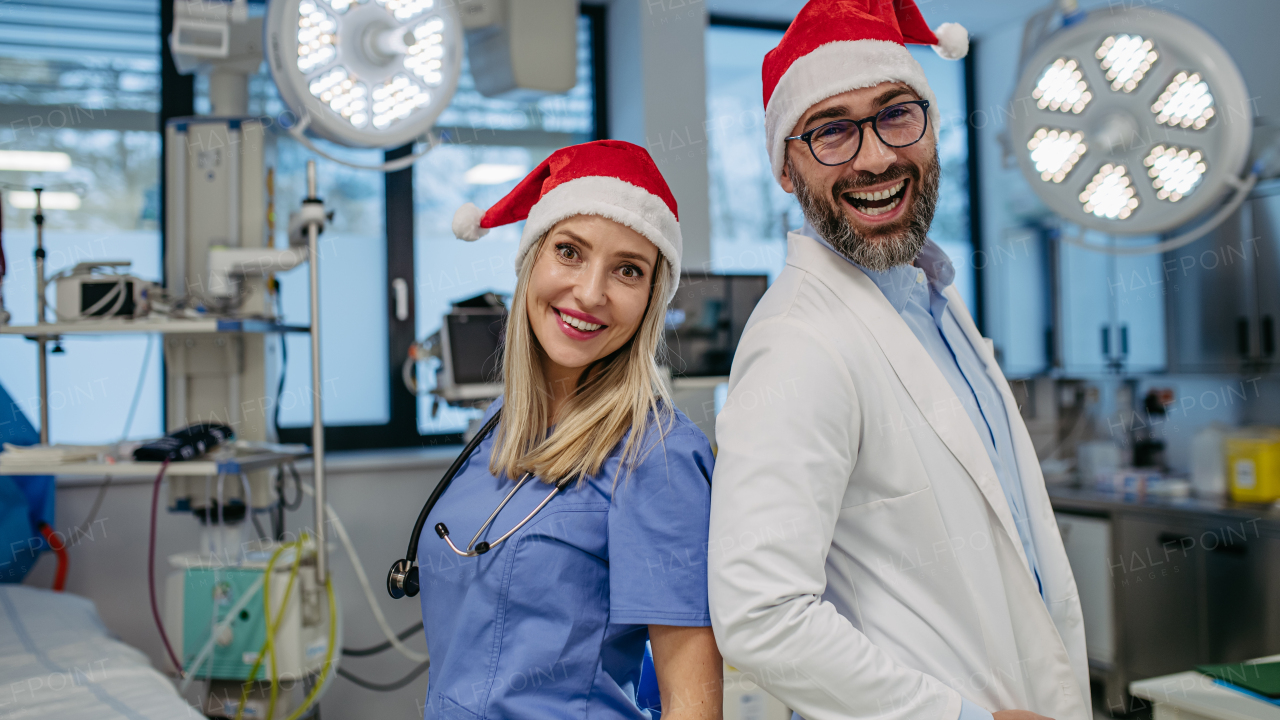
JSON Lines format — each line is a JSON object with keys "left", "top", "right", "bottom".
{"left": 413, "top": 14, "right": 599, "bottom": 435}
{"left": 0, "top": 0, "right": 164, "bottom": 445}
{"left": 705, "top": 20, "right": 976, "bottom": 309}
{"left": 0, "top": 2, "right": 602, "bottom": 450}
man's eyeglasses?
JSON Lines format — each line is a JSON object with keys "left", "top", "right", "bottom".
{"left": 786, "top": 100, "right": 931, "bottom": 167}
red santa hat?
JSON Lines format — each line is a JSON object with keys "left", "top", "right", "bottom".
{"left": 452, "top": 140, "right": 682, "bottom": 302}
{"left": 763, "top": 0, "right": 968, "bottom": 183}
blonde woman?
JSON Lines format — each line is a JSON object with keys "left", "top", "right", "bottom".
{"left": 417, "top": 141, "right": 721, "bottom": 720}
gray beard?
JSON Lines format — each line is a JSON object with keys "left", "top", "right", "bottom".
{"left": 788, "top": 150, "right": 941, "bottom": 272}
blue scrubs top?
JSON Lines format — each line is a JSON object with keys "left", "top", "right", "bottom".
{"left": 417, "top": 396, "right": 714, "bottom": 720}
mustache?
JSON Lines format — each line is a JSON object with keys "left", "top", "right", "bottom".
{"left": 830, "top": 164, "right": 918, "bottom": 199}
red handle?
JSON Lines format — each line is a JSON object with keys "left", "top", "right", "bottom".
{"left": 38, "top": 523, "right": 67, "bottom": 592}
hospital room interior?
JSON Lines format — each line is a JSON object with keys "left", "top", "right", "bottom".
{"left": 2, "top": 0, "right": 1280, "bottom": 718}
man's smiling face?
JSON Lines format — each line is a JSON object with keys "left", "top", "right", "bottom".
{"left": 780, "top": 82, "right": 941, "bottom": 272}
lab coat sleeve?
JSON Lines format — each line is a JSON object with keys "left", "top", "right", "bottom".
{"left": 708, "top": 316, "right": 963, "bottom": 720}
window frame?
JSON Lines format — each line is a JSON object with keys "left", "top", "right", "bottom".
{"left": 170, "top": 4, "right": 613, "bottom": 451}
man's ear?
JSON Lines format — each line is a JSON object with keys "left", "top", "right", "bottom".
{"left": 779, "top": 153, "right": 796, "bottom": 194}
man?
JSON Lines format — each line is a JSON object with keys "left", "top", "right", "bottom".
{"left": 707, "top": 3, "right": 1091, "bottom": 720}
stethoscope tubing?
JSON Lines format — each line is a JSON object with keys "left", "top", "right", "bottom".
{"left": 402, "top": 408, "right": 504, "bottom": 564}
{"left": 437, "top": 472, "right": 569, "bottom": 557}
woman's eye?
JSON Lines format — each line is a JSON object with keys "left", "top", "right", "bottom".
{"left": 556, "top": 244, "right": 578, "bottom": 260}
{"left": 619, "top": 264, "right": 642, "bottom": 279}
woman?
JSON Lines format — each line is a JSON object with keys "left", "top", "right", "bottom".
{"left": 418, "top": 141, "right": 722, "bottom": 720}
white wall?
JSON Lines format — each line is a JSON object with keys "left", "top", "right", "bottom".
{"left": 607, "top": 0, "right": 712, "bottom": 272}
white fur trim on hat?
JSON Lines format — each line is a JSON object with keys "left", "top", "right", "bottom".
{"left": 452, "top": 202, "right": 490, "bottom": 241}
{"left": 516, "top": 176, "right": 683, "bottom": 303}
{"left": 765, "top": 39, "right": 940, "bottom": 183}
{"left": 932, "top": 23, "right": 969, "bottom": 61}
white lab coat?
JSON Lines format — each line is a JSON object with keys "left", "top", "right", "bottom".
{"left": 709, "top": 232, "right": 1090, "bottom": 720}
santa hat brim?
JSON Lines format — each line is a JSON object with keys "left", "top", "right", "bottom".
{"left": 517, "top": 176, "right": 683, "bottom": 303}
{"left": 765, "top": 39, "right": 944, "bottom": 183}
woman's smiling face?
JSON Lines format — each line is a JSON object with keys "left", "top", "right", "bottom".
{"left": 525, "top": 214, "right": 659, "bottom": 386}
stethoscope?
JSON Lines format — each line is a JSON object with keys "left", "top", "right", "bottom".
{"left": 386, "top": 407, "right": 571, "bottom": 599}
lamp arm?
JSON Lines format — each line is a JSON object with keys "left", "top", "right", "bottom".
{"left": 286, "top": 114, "right": 440, "bottom": 173}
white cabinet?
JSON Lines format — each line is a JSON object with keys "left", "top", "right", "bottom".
{"left": 1057, "top": 232, "right": 1166, "bottom": 374}
{"left": 1056, "top": 513, "right": 1115, "bottom": 667}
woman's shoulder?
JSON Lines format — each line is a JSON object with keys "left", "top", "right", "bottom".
{"left": 635, "top": 401, "right": 711, "bottom": 452}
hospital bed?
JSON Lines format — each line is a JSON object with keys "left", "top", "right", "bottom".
{"left": 0, "top": 584, "right": 197, "bottom": 719}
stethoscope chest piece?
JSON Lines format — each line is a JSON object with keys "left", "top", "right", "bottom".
{"left": 387, "top": 558, "right": 418, "bottom": 599}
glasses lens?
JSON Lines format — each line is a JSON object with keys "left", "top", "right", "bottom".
{"left": 809, "top": 120, "right": 861, "bottom": 165}
{"left": 875, "top": 103, "right": 927, "bottom": 147}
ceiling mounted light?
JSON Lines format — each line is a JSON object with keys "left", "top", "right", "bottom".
{"left": 1028, "top": 128, "right": 1087, "bottom": 183}
{"left": 1009, "top": 6, "right": 1252, "bottom": 237}
{"left": 1080, "top": 164, "right": 1139, "bottom": 220}
{"left": 1144, "top": 144, "right": 1207, "bottom": 201}
{"left": 464, "top": 163, "right": 527, "bottom": 185}
{"left": 1096, "top": 34, "right": 1157, "bottom": 92}
{"left": 0, "top": 150, "right": 72, "bottom": 172}
{"left": 267, "top": 0, "right": 463, "bottom": 148}
{"left": 7, "top": 191, "right": 81, "bottom": 210}
{"left": 1032, "top": 58, "right": 1092, "bottom": 114}
{"left": 1152, "top": 71, "right": 1214, "bottom": 129}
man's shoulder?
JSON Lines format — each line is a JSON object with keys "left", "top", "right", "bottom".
{"left": 745, "top": 262, "right": 864, "bottom": 337}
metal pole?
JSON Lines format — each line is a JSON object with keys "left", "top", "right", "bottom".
{"left": 305, "top": 160, "right": 327, "bottom": 583}
{"left": 33, "top": 188, "right": 49, "bottom": 445}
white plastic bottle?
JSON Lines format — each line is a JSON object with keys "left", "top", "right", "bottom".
{"left": 1190, "top": 424, "right": 1228, "bottom": 498}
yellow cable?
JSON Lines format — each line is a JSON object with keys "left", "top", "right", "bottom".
{"left": 283, "top": 575, "right": 336, "bottom": 720}
{"left": 233, "top": 538, "right": 303, "bottom": 720}
{"left": 234, "top": 540, "right": 289, "bottom": 717}
{"left": 265, "top": 538, "right": 306, "bottom": 720}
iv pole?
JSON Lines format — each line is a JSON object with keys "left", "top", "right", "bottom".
{"left": 304, "top": 160, "right": 328, "bottom": 583}
{"left": 33, "top": 187, "right": 49, "bottom": 445}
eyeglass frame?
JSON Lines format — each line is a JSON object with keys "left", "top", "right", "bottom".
{"left": 785, "top": 99, "right": 932, "bottom": 167}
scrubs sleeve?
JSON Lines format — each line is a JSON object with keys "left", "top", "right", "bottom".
{"left": 606, "top": 423, "right": 714, "bottom": 627}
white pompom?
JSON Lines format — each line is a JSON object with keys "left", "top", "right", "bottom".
{"left": 932, "top": 22, "right": 969, "bottom": 60}
{"left": 451, "top": 202, "right": 490, "bottom": 241}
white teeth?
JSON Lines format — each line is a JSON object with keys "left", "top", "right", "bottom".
{"left": 558, "top": 310, "right": 601, "bottom": 332}
{"left": 859, "top": 195, "right": 902, "bottom": 217}
{"left": 848, "top": 179, "right": 905, "bottom": 202}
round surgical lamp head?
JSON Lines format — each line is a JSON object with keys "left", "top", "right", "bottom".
{"left": 1009, "top": 7, "right": 1251, "bottom": 235}
{"left": 265, "top": 0, "right": 463, "bottom": 149}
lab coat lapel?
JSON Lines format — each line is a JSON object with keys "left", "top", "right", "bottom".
{"left": 943, "top": 284, "right": 1076, "bottom": 597}
{"left": 941, "top": 285, "right": 1042, "bottom": 481}
{"left": 784, "top": 233, "right": 1027, "bottom": 564}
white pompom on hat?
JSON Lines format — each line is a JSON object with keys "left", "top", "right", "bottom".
{"left": 451, "top": 140, "right": 683, "bottom": 303}
{"left": 761, "top": 0, "right": 969, "bottom": 183}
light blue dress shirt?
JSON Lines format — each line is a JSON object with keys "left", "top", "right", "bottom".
{"left": 800, "top": 226, "right": 1042, "bottom": 720}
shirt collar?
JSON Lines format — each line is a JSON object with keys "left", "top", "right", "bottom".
{"left": 799, "top": 219, "right": 956, "bottom": 310}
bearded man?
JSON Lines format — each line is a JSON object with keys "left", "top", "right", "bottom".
{"left": 707, "top": 3, "right": 1091, "bottom": 720}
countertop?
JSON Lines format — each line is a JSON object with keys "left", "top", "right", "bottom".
{"left": 1048, "top": 484, "right": 1280, "bottom": 532}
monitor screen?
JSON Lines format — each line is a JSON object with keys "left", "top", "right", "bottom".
{"left": 446, "top": 311, "right": 505, "bottom": 385}
{"left": 664, "top": 273, "right": 768, "bottom": 376}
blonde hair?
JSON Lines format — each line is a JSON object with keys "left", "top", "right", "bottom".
{"left": 489, "top": 226, "right": 675, "bottom": 485}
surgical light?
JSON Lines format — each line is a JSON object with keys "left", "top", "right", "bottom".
{"left": 1096, "top": 34, "right": 1157, "bottom": 92}
{"left": 1080, "top": 164, "right": 1138, "bottom": 220}
{"left": 1028, "top": 128, "right": 1086, "bottom": 183}
{"left": 1032, "top": 58, "right": 1092, "bottom": 114}
{"left": 266, "top": 0, "right": 463, "bottom": 149}
{"left": 1144, "top": 145, "right": 1206, "bottom": 201}
{"left": 0, "top": 151, "right": 71, "bottom": 172}
{"left": 1152, "top": 71, "right": 1214, "bottom": 129}
{"left": 1009, "top": 6, "right": 1252, "bottom": 239}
